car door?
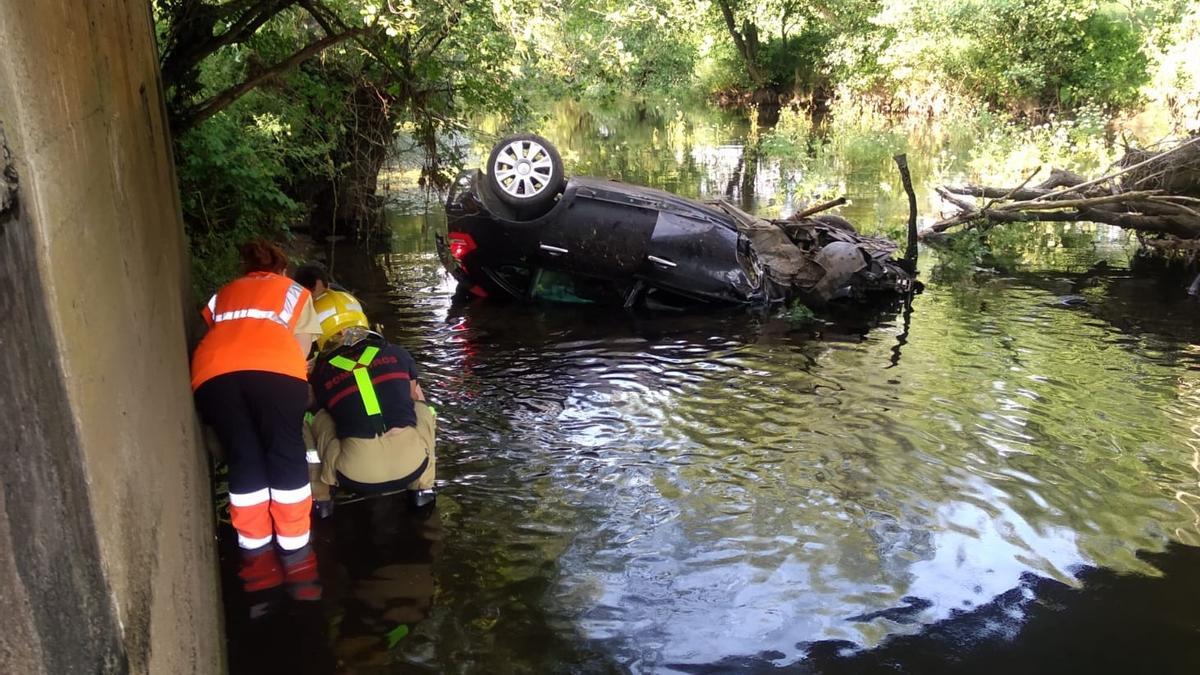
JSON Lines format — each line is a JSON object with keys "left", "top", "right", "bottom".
{"left": 534, "top": 183, "right": 658, "bottom": 282}
{"left": 641, "top": 210, "right": 762, "bottom": 303}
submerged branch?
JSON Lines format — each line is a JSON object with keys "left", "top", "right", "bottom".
{"left": 924, "top": 135, "right": 1200, "bottom": 243}
{"left": 894, "top": 153, "right": 919, "bottom": 264}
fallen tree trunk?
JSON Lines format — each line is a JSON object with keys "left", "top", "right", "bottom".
{"left": 923, "top": 134, "right": 1200, "bottom": 243}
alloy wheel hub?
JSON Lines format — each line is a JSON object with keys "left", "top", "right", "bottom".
{"left": 494, "top": 140, "right": 554, "bottom": 198}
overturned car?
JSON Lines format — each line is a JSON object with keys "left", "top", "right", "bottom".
{"left": 438, "top": 134, "right": 916, "bottom": 309}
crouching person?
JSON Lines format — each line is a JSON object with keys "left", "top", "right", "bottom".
{"left": 308, "top": 291, "right": 436, "bottom": 513}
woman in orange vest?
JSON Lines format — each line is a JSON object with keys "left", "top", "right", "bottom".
{"left": 192, "top": 239, "right": 322, "bottom": 596}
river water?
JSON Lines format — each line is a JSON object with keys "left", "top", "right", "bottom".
{"left": 224, "top": 103, "right": 1200, "bottom": 673}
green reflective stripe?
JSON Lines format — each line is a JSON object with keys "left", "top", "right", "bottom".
{"left": 352, "top": 368, "right": 381, "bottom": 416}
{"left": 330, "top": 346, "right": 378, "bottom": 371}
{"left": 327, "top": 345, "right": 383, "bottom": 420}
{"left": 358, "top": 346, "right": 379, "bottom": 366}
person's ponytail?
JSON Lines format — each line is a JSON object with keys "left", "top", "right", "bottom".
{"left": 239, "top": 237, "right": 288, "bottom": 275}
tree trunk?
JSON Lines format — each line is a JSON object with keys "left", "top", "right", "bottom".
{"left": 310, "top": 83, "right": 399, "bottom": 239}
{"left": 715, "top": 0, "right": 764, "bottom": 87}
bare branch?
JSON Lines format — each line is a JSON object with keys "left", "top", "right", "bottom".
{"left": 791, "top": 196, "right": 847, "bottom": 220}
{"left": 298, "top": 0, "right": 337, "bottom": 34}
{"left": 1033, "top": 135, "right": 1200, "bottom": 202}
{"left": 997, "top": 190, "right": 1163, "bottom": 212}
{"left": 945, "top": 184, "right": 1054, "bottom": 201}
{"left": 981, "top": 166, "right": 1041, "bottom": 211}
{"left": 925, "top": 133, "right": 1200, "bottom": 247}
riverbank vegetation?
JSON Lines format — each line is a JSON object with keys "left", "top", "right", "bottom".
{"left": 152, "top": 1, "right": 1200, "bottom": 298}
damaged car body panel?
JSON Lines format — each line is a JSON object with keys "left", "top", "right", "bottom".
{"left": 440, "top": 134, "right": 915, "bottom": 310}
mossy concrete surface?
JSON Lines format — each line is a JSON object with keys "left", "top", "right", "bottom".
{"left": 0, "top": 1, "right": 221, "bottom": 672}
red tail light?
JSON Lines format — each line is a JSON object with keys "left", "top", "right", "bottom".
{"left": 448, "top": 232, "right": 477, "bottom": 261}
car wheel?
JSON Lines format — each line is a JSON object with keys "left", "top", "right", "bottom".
{"left": 486, "top": 134, "right": 565, "bottom": 214}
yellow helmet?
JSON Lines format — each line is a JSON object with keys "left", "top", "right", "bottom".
{"left": 313, "top": 290, "right": 368, "bottom": 349}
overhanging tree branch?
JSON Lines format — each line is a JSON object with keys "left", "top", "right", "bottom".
{"left": 161, "top": 0, "right": 301, "bottom": 87}
{"left": 176, "top": 26, "right": 369, "bottom": 131}
{"left": 297, "top": 0, "right": 414, "bottom": 87}
{"left": 418, "top": 10, "right": 461, "bottom": 60}
{"left": 296, "top": 0, "right": 337, "bottom": 34}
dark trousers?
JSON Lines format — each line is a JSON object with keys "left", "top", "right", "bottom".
{"left": 336, "top": 465, "right": 428, "bottom": 496}
{"left": 196, "top": 371, "right": 311, "bottom": 548}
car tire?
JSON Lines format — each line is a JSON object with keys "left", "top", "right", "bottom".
{"left": 486, "top": 134, "right": 565, "bottom": 215}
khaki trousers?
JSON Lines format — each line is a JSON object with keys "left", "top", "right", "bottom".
{"left": 302, "top": 420, "right": 331, "bottom": 502}
{"left": 306, "top": 402, "right": 436, "bottom": 496}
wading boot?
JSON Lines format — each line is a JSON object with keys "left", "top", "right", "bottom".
{"left": 280, "top": 544, "right": 322, "bottom": 601}
{"left": 239, "top": 544, "right": 285, "bottom": 619}
{"left": 408, "top": 488, "right": 436, "bottom": 510}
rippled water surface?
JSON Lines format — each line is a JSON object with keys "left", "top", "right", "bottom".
{"left": 225, "top": 107, "right": 1200, "bottom": 673}
{"left": 228, "top": 216, "right": 1198, "bottom": 674}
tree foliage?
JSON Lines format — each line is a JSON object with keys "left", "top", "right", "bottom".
{"left": 711, "top": 0, "right": 882, "bottom": 95}
{"left": 155, "top": 0, "right": 524, "bottom": 296}
{"left": 155, "top": 0, "right": 1194, "bottom": 297}
{"left": 919, "top": 0, "right": 1148, "bottom": 111}
{"left": 700, "top": 0, "right": 1181, "bottom": 115}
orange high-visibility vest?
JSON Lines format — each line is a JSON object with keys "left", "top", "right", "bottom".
{"left": 191, "top": 272, "right": 311, "bottom": 390}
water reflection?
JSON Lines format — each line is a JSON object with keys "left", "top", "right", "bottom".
{"left": 444, "top": 98, "right": 1151, "bottom": 260}
{"left": 326, "top": 496, "right": 442, "bottom": 669}
{"left": 280, "top": 103, "right": 1200, "bottom": 671}
{"left": 297, "top": 207, "right": 1200, "bottom": 672}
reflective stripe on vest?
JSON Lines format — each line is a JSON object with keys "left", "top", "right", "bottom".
{"left": 329, "top": 346, "right": 382, "bottom": 418}
{"left": 191, "top": 272, "right": 312, "bottom": 390}
{"left": 209, "top": 280, "right": 304, "bottom": 328}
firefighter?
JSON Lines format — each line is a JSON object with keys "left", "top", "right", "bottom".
{"left": 192, "top": 238, "right": 321, "bottom": 594}
{"left": 291, "top": 262, "right": 355, "bottom": 517}
{"left": 306, "top": 291, "right": 437, "bottom": 513}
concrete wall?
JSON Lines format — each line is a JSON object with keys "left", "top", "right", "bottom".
{"left": 0, "top": 1, "right": 221, "bottom": 673}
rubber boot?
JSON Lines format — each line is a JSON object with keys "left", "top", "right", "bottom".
{"left": 280, "top": 544, "right": 322, "bottom": 601}
{"left": 239, "top": 544, "right": 285, "bottom": 619}
{"left": 238, "top": 544, "right": 284, "bottom": 593}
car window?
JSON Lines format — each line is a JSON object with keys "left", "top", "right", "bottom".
{"left": 641, "top": 285, "right": 704, "bottom": 311}
{"left": 489, "top": 265, "right": 533, "bottom": 296}
{"left": 531, "top": 270, "right": 626, "bottom": 304}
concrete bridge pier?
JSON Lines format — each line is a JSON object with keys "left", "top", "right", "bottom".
{"left": 0, "top": 1, "right": 221, "bottom": 672}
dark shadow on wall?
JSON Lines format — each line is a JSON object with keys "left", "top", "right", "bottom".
{"left": 0, "top": 121, "right": 129, "bottom": 673}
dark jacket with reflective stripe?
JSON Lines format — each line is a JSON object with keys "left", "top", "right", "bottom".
{"left": 311, "top": 339, "right": 420, "bottom": 438}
